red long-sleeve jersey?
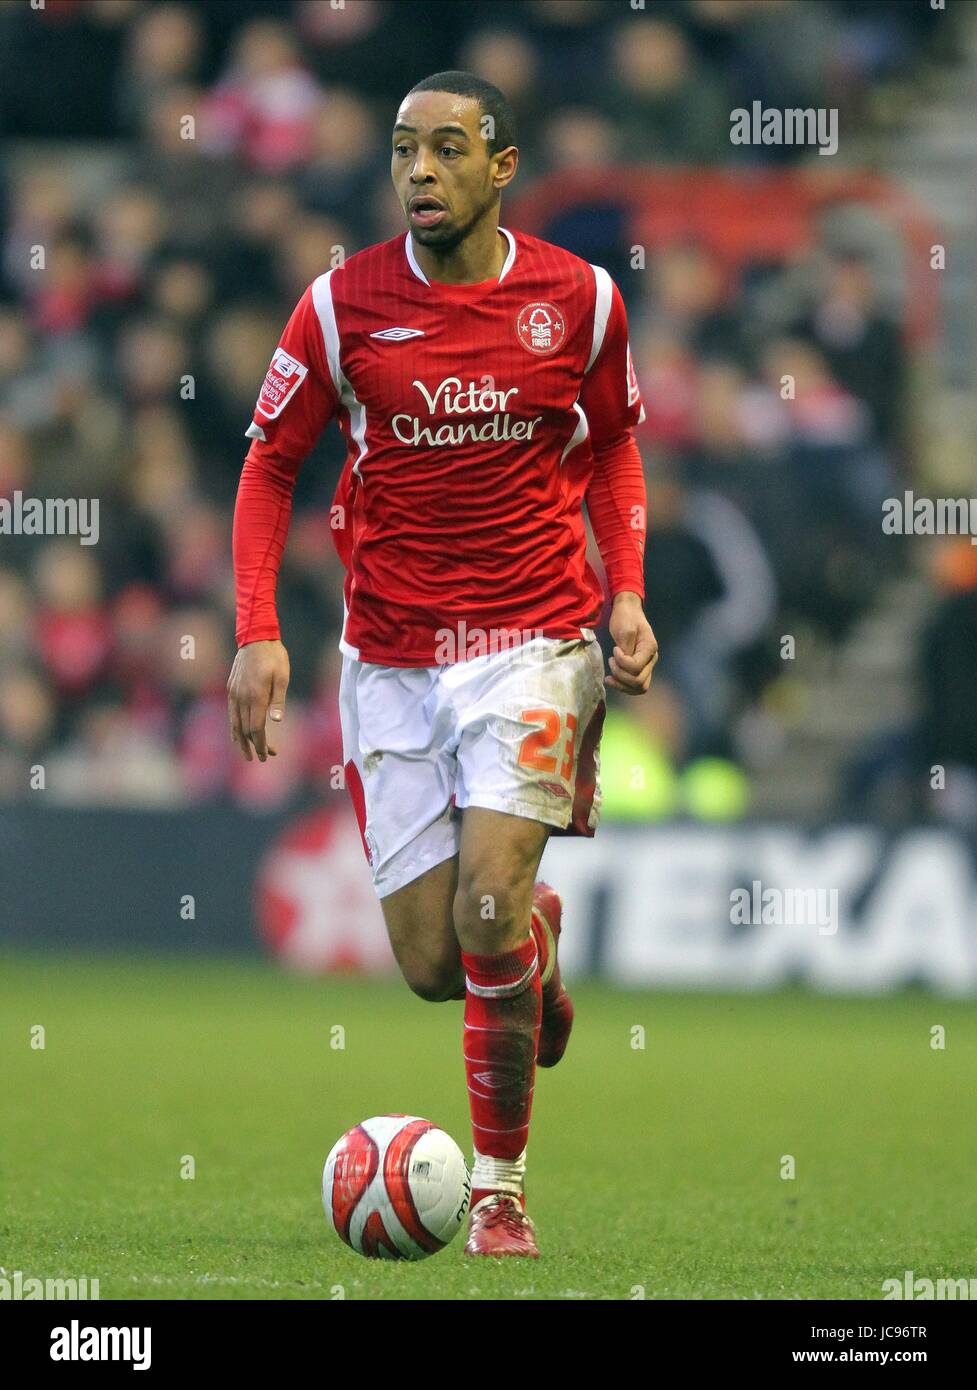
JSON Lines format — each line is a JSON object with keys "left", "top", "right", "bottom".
{"left": 234, "top": 227, "right": 646, "bottom": 665}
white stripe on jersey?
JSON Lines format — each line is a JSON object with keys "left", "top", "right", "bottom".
{"left": 338, "top": 595, "right": 360, "bottom": 660}
{"left": 585, "top": 263, "right": 613, "bottom": 373}
{"left": 312, "top": 268, "right": 370, "bottom": 480}
{"left": 560, "top": 261, "right": 613, "bottom": 463}
{"left": 404, "top": 234, "right": 429, "bottom": 285}
{"left": 312, "top": 268, "right": 343, "bottom": 393}
{"left": 497, "top": 227, "right": 517, "bottom": 282}
{"left": 559, "top": 401, "right": 589, "bottom": 464}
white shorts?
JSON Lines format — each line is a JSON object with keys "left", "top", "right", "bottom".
{"left": 339, "top": 632, "right": 607, "bottom": 898}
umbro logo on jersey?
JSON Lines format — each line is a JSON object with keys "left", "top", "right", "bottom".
{"left": 370, "top": 327, "right": 426, "bottom": 341}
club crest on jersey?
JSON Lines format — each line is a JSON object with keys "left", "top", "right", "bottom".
{"left": 516, "top": 301, "right": 565, "bottom": 356}
{"left": 256, "top": 348, "right": 308, "bottom": 419}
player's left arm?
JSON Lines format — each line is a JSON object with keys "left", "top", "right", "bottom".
{"left": 580, "top": 277, "right": 658, "bottom": 696}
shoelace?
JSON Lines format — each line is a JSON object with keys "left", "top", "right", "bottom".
{"left": 478, "top": 1198, "right": 532, "bottom": 1232}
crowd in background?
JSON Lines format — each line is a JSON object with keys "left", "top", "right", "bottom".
{"left": 0, "top": 0, "right": 969, "bottom": 821}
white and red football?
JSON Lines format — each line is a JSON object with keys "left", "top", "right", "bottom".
{"left": 322, "top": 1115, "right": 471, "bottom": 1260}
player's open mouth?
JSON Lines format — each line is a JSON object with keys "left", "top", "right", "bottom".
{"left": 409, "top": 197, "right": 447, "bottom": 228}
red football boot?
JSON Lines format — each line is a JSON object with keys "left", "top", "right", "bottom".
{"left": 532, "top": 881, "right": 574, "bottom": 1068}
{"left": 463, "top": 1194, "right": 540, "bottom": 1258}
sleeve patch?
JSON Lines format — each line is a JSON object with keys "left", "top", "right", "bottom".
{"left": 256, "top": 348, "right": 309, "bottom": 420}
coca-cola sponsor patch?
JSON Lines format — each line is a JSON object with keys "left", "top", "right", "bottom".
{"left": 256, "top": 348, "right": 308, "bottom": 419}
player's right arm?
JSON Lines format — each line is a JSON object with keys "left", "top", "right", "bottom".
{"left": 228, "top": 282, "right": 338, "bottom": 762}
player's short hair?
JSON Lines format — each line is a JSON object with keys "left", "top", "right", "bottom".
{"left": 406, "top": 71, "right": 516, "bottom": 156}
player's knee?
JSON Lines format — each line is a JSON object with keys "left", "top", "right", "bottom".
{"left": 453, "top": 875, "right": 523, "bottom": 939}
{"left": 401, "top": 959, "right": 463, "bottom": 1003}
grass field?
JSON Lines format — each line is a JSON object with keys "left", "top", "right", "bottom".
{"left": 2, "top": 950, "right": 974, "bottom": 1301}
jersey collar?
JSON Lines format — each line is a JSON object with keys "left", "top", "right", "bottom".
{"left": 404, "top": 226, "right": 516, "bottom": 288}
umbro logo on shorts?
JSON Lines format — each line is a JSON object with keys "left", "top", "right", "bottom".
{"left": 538, "top": 779, "right": 571, "bottom": 799}
{"left": 369, "top": 327, "right": 426, "bottom": 341}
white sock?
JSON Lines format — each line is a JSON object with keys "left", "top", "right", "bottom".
{"left": 472, "top": 1146, "right": 527, "bottom": 1202}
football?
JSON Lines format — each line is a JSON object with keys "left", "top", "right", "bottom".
{"left": 322, "top": 1115, "right": 471, "bottom": 1260}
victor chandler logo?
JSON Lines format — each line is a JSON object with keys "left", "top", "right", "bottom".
{"left": 391, "top": 376, "right": 543, "bottom": 447}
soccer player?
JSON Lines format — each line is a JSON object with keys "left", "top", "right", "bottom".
{"left": 228, "top": 71, "right": 657, "bottom": 1257}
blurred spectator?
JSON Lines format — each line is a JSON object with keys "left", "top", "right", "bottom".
{"left": 94, "top": 185, "right": 169, "bottom": 302}
{"left": 600, "top": 677, "right": 751, "bottom": 822}
{"left": 117, "top": 3, "right": 205, "bottom": 134}
{"left": 459, "top": 29, "right": 544, "bottom": 168}
{"left": 602, "top": 19, "right": 730, "bottom": 164}
{"left": 31, "top": 543, "right": 113, "bottom": 701}
{"left": 201, "top": 20, "right": 321, "bottom": 172}
{"left": 0, "top": 569, "right": 32, "bottom": 665}
{"left": 844, "top": 541, "right": 977, "bottom": 828}
{"left": 0, "top": 666, "right": 57, "bottom": 801}
{"left": 791, "top": 251, "right": 908, "bottom": 452}
{"left": 617, "top": 465, "right": 775, "bottom": 758}
{"left": 133, "top": 85, "right": 241, "bottom": 246}
{"left": 918, "top": 543, "right": 977, "bottom": 825}
{"left": 0, "top": 0, "right": 136, "bottom": 138}
{"left": 645, "top": 242, "right": 743, "bottom": 359}
{"left": 300, "top": 89, "right": 385, "bottom": 237}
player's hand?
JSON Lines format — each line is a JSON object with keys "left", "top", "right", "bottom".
{"left": 226, "top": 639, "right": 290, "bottom": 762}
{"left": 605, "top": 591, "right": 658, "bottom": 695}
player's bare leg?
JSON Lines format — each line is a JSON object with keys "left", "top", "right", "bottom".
{"left": 379, "top": 848, "right": 571, "bottom": 1057}
{"left": 380, "top": 856, "right": 462, "bottom": 1001}
{"left": 453, "top": 807, "right": 550, "bottom": 1257}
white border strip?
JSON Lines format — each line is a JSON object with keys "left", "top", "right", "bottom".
{"left": 586, "top": 264, "right": 613, "bottom": 373}
{"left": 404, "top": 227, "right": 517, "bottom": 286}
{"left": 313, "top": 268, "right": 369, "bottom": 479}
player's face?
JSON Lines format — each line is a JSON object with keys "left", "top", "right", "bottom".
{"left": 391, "top": 92, "right": 516, "bottom": 251}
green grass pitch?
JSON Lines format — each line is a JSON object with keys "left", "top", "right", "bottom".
{"left": 2, "top": 950, "right": 974, "bottom": 1300}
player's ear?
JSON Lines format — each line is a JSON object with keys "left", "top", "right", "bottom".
{"left": 492, "top": 146, "right": 518, "bottom": 192}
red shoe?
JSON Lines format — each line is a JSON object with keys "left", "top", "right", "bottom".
{"left": 532, "top": 881, "right": 574, "bottom": 1068}
{"left": 463, "top": 1194, "right": 540, "bottom": 1258}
